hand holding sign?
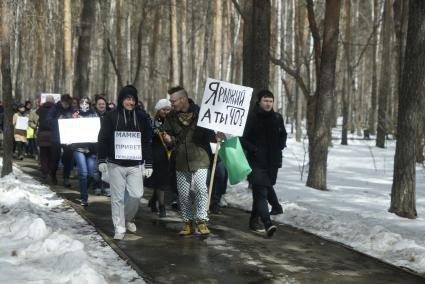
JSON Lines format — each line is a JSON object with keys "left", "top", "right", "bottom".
{"left": 216, "top": 131, "right": 225, "bottom": 142}
{"left": 162, "top": 132, "right": 172, "bottom": 144}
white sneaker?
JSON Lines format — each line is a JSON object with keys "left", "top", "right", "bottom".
{"left": 126, "top": 222, "right": 137, "bottom": 233}
{"left": 113, "top": 232, "right": 125, "bottom": 240}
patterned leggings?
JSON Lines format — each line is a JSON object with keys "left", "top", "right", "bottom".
{"left": 176, "top": 169, "right": 209, "bottom": 223}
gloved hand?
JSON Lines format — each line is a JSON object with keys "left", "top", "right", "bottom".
{"left": 98, "top": 163, "right": 108, "bottom": 173}
{"left": 144, "top": 168, "right": 153, "bottom": 178}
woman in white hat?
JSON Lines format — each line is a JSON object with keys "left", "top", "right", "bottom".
{"left": 147, "top": 99, "right": 174, "bottom": 217}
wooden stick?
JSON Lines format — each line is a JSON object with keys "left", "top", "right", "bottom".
{"left": 207, "top": 142, "right": 220, "bottom": 211}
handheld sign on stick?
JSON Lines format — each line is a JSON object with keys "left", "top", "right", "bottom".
{"left": 197, "top": 78, "right": 253, "bottom": 210}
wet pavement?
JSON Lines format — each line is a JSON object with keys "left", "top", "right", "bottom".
{"left": 16, "top": 159, "right": 425, "bottom": 284}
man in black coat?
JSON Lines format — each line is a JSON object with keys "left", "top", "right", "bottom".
{"left": 241, "top": 90, "right": 287, "bottom": 237}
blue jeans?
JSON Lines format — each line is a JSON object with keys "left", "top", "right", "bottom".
{"left": 73, "top": 151, "right": 97, "bottom": 202}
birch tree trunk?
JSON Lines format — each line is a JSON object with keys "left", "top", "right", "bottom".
{"left": 341, "top": 0, "right": 351, "bottom": 145}
{"left": 368, "top": 0, "right": 379, "bottom": 135}
{"left": 213, "top": 0, "right": 223, "bottom": 79}
{"left": 63, "top": 0, "right": 72, "bottom": 94}
{"left": 170, "top": 0, "right": 179, "bottom": 86}
{"left": 181, "top": 0, "right": 191, "bottom": 90}
{"left": 34, "top": 0, "right": 46, "bottom": 94}
{"left": 274, "top": 0, "right": 282, "bottom": 115}
{"left": 389, "top": 0, "right": 425, "bottom": 219}
{"left": 13, "top": 0, "right": 24, "bottom": 101}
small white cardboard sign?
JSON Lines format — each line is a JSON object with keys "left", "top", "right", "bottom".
{"left": 40, "top": 93, "right": 61, "bottom": 104}
{"left": 59, "top": 117, "right": 101, "bottom": 144}
{"left": 16, "top": 117, "right": 29, "bottom": 131}
{"left": 114, "top": 131, "right": 142, "bottom": 160}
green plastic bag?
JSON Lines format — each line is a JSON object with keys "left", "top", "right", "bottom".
{"left": 218, "top": 137, "right": 252, "bottom": 185}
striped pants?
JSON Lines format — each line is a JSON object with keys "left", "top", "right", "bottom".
{"left": 176, "top": 169, "right": 209, "bottom": 223}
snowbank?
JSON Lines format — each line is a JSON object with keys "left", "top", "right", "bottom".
{"left": 0, "top": 163, "right": 144, "bottom": 284}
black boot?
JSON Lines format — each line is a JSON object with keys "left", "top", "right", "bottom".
{"left": 159, "top": 206, "right": 166, "bottom": 218}
{"left": 148, "top": 198, "right": 158, "bottom": 212}
{"left": 63, "top": 178, "right": 71, "bottom": 188}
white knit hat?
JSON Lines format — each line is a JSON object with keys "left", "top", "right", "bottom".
{"left": 154, "top": 98, "right": 171, "bottom": 111}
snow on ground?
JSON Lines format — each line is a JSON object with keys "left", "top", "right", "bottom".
{"left": 223, "top": 128, "right": 425, "bottom": 275}
{"left": 0, "top": 161, "right": 144, "bottom": 284}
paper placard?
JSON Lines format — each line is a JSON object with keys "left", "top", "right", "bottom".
{"left": 59, "top": 117, "right": 100, "bottom": 144}
{"left": 114, "top": 131, "right": 142, "bottom": 160}
{"left": 197, "top": 78, "right": 253, "bottom": 136}
{"left": 40, "top": 93, "right": 61, "bottom": 104}
{"left": 16, "top": 117, "right": 29, "bottom": 131}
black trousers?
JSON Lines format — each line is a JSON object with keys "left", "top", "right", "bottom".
{"left": 250, "top": 185, "right": 274, "bottom": 228}
{"left": 61, "top": 145, "right": 74, "bottom": 179}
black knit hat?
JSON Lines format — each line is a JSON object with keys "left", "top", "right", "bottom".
{"left": 120, "top": 85, "right": 138, "bottom": 100}
{"left": 257, "top": 89, "right": 274, "bottom": 102}
{"left": 118, "top": 85, "right": 139, "bottom": 108}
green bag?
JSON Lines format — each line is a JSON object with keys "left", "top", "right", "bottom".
{"left": 218, "top": 137, "right": 252, "bottom": 185}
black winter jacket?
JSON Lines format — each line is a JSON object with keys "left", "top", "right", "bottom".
{"left": 97, "top": 93, "right": 153, "bottom": 168}
{"left": 241, "top": 105, "right": 287, "bottom": 186}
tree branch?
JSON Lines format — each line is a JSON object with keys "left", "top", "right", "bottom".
{"left": 230, "top": 0, "right": 245, "bottom": 21}
{"left": 106, "top": 38, "right": 124, "bottom": 88}
{"left": 132, "top": 17, "right": 144, "bottom": 85}
{"left": 306, "top": 0, "right": 321, "bottom": 78}
{"left": 270, "top": 55, "right": 310, "bottom": 98}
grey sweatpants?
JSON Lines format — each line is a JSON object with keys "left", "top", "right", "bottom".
{"left": 108, "top": 163, "right": 144, "bottom": 234}
{"left": 176, "top": 169, "right": 209, "bottom": 223}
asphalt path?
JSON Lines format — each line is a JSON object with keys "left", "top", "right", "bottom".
{"left": 16, "top": 159, "right": 425, "bottom": 284}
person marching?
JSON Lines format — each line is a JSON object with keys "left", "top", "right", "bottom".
{"left": 71, "top": 97, "right": 98, "bottom": 206}
{"left": 162, "top": 86, "right": 221, "bottom": 236}
{"left": 12, "top": 104, "right": 28, "bottom": 160}
{"left": 97, "top": 85, "right": 153, "bottom": 240}
{"left": 93, "top": 94, "right": 111, "bottom": 196}
{"left": 240, "top": 89, "right": 287, "bottom": 238}
{"left": 148, "top": 99, "right": 175, "bottom": 218}
{"left": 54, "top": 94, "right": 75, "bottom": 188}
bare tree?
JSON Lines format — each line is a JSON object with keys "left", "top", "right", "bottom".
{"left": 63, "top": 0, "right": 72, "bottom": 94}
{"left": 341, "top": 0, "right": 352, "bottom": 145}
{"left": 170, "top": 0, "right": 179, "bottom": 86}
{"left": 368, "top": 0, "right": 379, "bottom": 135}
{"left": 242, "top": 0, "right": 271, "bottom": 101}
{"left": 389, "top": 0, "right": 425, "bottom": 219}
{"left": 376, "top": 0, "right": 392, "bottom": 148}
{"left": 1, "top": 0, "right": 14, "bottom": 177}
{"left": 73, "top": 0, "right": 96, "bottom": 98}
{"left": 305, "top": 0, "right": 342, "bottom": 190}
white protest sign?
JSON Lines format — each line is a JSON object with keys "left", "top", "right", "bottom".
{"left": 114, "top": 131, "right": 142, "bottom": 160}
{"left": 59, "top": 117, "right": 100, "bottom": 144}
{"left": 197, "top": 78, "right": 253, "bottom": 136}
{"left": 15, "top": 117, "right": 29, "bottom": 131}
{"left": 40, "top": 93, "right": 61, "bottom": 104}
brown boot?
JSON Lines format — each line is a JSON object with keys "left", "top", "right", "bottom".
{"left": 197, "top": 220, "right": 210, "bottom": 235}
{"left": 179, "top": 221, "right": 194, "bottom": 236}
